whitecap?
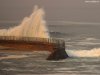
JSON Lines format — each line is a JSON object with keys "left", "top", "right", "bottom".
{"left": 66, "top": 48, "right": 100, "bottom": 57}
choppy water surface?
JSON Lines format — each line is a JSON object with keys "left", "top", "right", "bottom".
{"left": 0, "top": 51, "right": 100, "bottom": 75}
{"left": 0, "top": 24, "right": 100, "bottom": 75}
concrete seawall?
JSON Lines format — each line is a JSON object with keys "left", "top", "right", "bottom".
{"left": 0, "top": 36, "right": 68, "bottom": 60}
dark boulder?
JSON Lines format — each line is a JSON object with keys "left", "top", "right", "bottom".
{"left": 47, "top": 48, "right": 69, "bottom": 60}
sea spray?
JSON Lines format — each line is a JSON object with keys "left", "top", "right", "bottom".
{"left": 0, "top": 6, "right": 49, "bottom": 38}
{"left": 66, "top": 48, "right": 100, "bottom": 57}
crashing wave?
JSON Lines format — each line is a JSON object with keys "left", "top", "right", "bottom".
{"left": 66, "top": 48, "right": 100, "bottom": 57}
{"left": 0, "top": 6, "right": 49, "bottom": 38}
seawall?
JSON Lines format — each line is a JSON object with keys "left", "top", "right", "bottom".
{"left": 0, "top": 36, "right": 68, "bottom": 60}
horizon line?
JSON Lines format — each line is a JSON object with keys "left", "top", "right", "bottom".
{"left": 0, "top": 20, "right": 100, "bottom": 25}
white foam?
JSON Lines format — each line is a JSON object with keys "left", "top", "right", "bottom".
{"left": 0, "top": 6, "right": 49, "bottom": 38}
{"left": 76, "top": 42, "right": 100, "bottom": 45}
{"left": 0, "top": 55, "right": 28, "bottom": 60}
{"left": 85, "top": 38, "right": 97, "bottom": 41}
{"left": 66, "top": 48, "right": 100, "bottom": 57}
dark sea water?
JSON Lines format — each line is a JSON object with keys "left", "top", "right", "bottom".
{"left": 0, "top": 52, "right": 100, "bottom": 75}
{"left": 0, "top": 23, "right": 100, "bottom": 75}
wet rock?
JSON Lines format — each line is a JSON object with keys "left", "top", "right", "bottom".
{"left": 47, "top": 48, "right": 69, "bottom": 60}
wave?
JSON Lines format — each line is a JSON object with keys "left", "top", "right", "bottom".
{"left": 66, "top": 48, "right": 100, "bottom": 57}
{"left": 85, "top": 38, "right": 98, "bottom": 41}
{"left": 50, "top": 31, "right": 67, "bottom": 35}
{"left": 0, "top": 55, "right": 28, "bottom": 60}
{"left": 0, "top": 6, "right": 49, "bottom": 38}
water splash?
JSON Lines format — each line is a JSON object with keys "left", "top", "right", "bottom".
{"left": 66, "top": 48, "right": 100, "bottom": 57}
{"left": 0, "top": 6, "right": 49, "bottom": 38}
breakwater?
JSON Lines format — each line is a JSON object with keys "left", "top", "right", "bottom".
{"left": 0, "top": 36, "right": 68, "bottom": 60}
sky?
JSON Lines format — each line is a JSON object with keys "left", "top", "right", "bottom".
{"left": 0, "top": 0, "right": 100, "bottom": 23}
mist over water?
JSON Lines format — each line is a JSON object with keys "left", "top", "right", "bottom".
{"left": 0, "top": 6, "right": 49, "bottom": 38}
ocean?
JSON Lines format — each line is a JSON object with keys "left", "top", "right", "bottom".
{"left": 0, "top": 23, "right": 100, "bottom": 75}
{"left": 0, "top": 7, "right": 100, "bottom": 75}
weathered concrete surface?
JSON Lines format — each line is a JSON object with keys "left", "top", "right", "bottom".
{"left": 0, "top": 36, "right": 68, "bottom": 60}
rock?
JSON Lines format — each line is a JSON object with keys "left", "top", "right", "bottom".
{"left": 47, "top": 48, "right": 69, "bottom": 60}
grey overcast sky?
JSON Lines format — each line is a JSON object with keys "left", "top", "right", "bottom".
{"left": 0, "top": 0, "right": 100, "bottom": 23}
